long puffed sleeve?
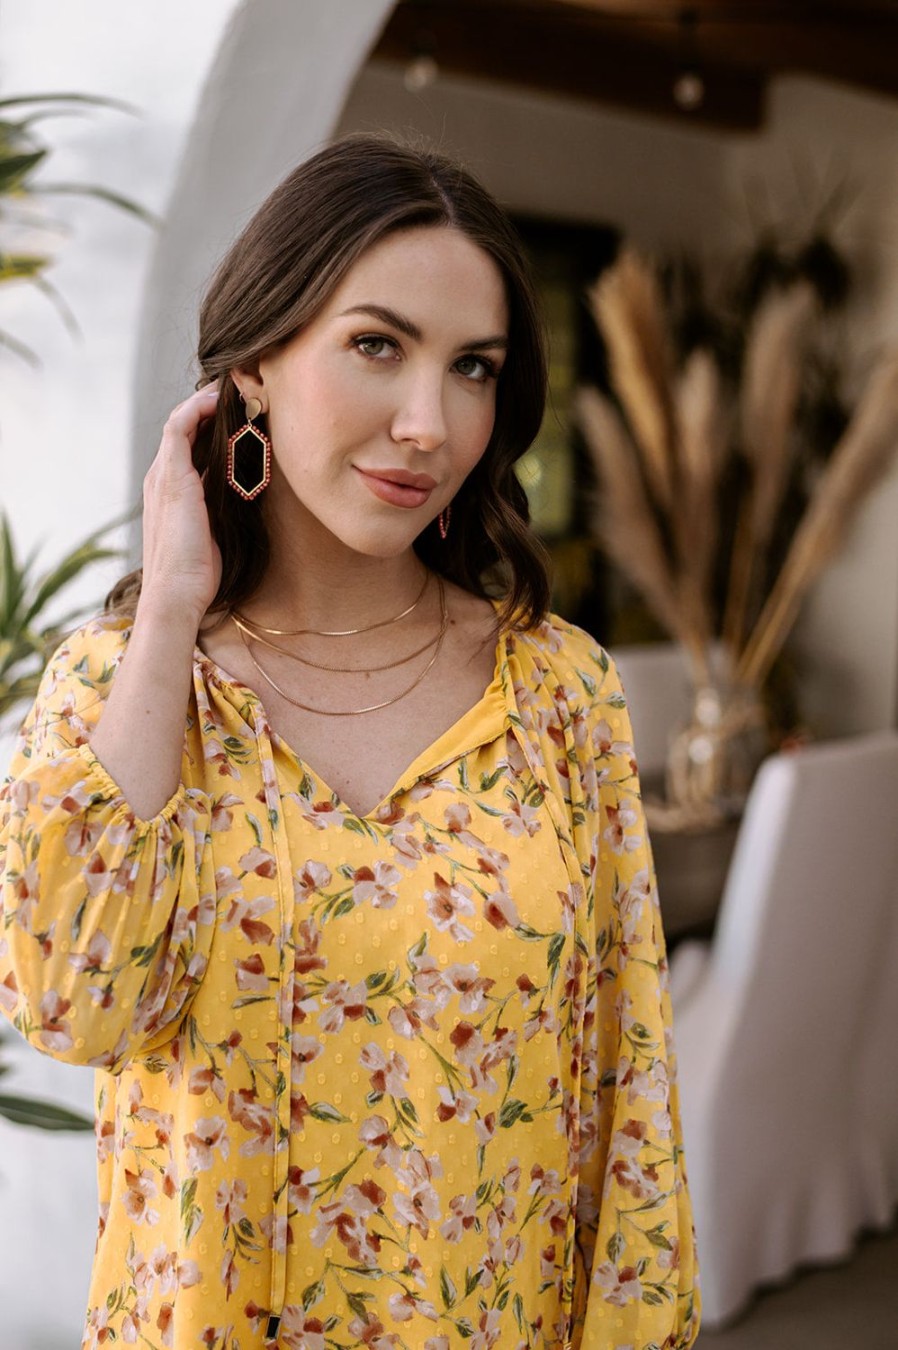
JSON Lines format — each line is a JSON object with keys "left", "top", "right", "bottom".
{"left": 508, "top": 621, "right": 700, "bottom": 1346}
{"left": 0, "top": 616, "right": 215, "bottom": 1073}
{"left": 559, "top": 640, "right": 700, "bottom": 1349}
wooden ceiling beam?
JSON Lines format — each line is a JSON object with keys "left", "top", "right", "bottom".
{"left": 553, "top": 1, "right": 898, "bottom": 100}
{"left": 372, "top": 0, "right": 767, "bottom": 131}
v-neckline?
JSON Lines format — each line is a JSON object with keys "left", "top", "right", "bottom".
{"left": 193, "top": 613, "right": 510, "bottom": 822}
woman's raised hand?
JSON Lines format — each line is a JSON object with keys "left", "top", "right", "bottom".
{"left": 89, "top": 385, "right": 228, "bottom": 818}
{"left": 139, "top": 385, "right": 223, "bottom": 626}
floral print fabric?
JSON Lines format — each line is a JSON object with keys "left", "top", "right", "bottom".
{"left": 0, "top": 612, "right": 699, "bottom": 1349}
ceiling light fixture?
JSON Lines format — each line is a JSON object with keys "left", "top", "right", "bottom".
{"left": 673, "top": 8, "right": 706, "bottom": 111}
{"left": 404, "top": 31, "right": 439, "bottom": 93}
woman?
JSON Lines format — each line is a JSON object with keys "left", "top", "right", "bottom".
{"left": 0, "top": 136, "right": 699, "bottom": 1349}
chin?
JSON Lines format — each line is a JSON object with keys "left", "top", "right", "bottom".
{"left": 338, "top": 525, "right": 425, "bottom": 560}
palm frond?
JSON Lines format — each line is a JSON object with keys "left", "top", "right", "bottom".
{"left": 0, "top": 253, "right": 50, "bottom": 283}
{"left": 0, "top": 148, "right": 46, "bottom": 193}
{"left": 0, "top": 512, "right": 125, "bottom": 725}
{"left": 22, "top": 539, "right": 120, "bottom": 627}
{"left": 27, "top": 270, "right": 81, "bottom": 337}
{"left": 0, "top": 1092, "right": 93, "bottom": 1131}
{"left": 0, "top": 90, "right": 153, "bottom": 368}
{"left": 0, "top": 92, "right": 138, "bottom": 115}
{"left": 33, "top": 182, "right": 160, "bottom": 228}
{"left": 0, "top": 328, "right": 40, "bottom": 364}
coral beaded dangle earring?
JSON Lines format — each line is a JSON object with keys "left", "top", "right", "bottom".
{"left": 227, "top": 395, "right": 272, "bottom": 501}
{"left": 438, "top": 503, "right": 452, "bottom": 540}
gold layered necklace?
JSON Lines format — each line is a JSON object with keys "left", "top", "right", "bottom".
{"left": 229, "top": 574, "right": 448, "bottom": 716}
{"left": 233, "top": 568, "right": 430, "bottom": 639}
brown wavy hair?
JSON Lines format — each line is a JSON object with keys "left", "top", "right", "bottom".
{"left": 108, "top": 134, "right": 551, "bottom": 630}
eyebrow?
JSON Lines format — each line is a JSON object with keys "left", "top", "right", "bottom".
{"left": 339, "top": 303, "right": 508, "bottom": 352}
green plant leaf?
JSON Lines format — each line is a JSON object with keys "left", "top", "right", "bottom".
{"left": 0, "top": 328, "right": 40, "bottom": 365}
{"left": 0, "top": 93, "right": 152, "bottom": 365}
{"left": 0, "top": 512, "right": 126, "bottom": 725}
{"left": 0, "top": 93, "right": 138, "bottom": 115}
{"left": 22, "top": 541, "right": 120, "bottom": 628}
{"left": 0, "top": 253, "right": 50, "bottom": 283}
{"left": 28, "top": 271, "right": 81, "bottom": 337}
{"left": 0, "top": 515, "right": 24, "bottom": 624}
{"left": 0, "top": 1092, "right": 93, "bottom": 1130}
{"left": 33, "top": 182, "right": 160, "bottom": 228}
{"left": 0, "top": 149, "right": 47, "bottom": 193}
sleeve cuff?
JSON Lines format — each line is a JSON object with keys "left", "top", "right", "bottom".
{"left": 77, "top": 741, "right": 193, "bottom": 829}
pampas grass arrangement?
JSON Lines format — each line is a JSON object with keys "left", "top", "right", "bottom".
{"left": 579, "top": 243, "right": 898, "bottom": 814}
{"left": 738, "top": 350, "right": 898, "bottom": 688}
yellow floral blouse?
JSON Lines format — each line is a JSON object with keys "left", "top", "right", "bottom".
{"left": 0, "top": 611, "right": 699, "bottom": 1350}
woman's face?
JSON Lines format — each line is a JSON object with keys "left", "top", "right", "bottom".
{"left": 238, "top": 225, "right": 509, "bottom": 560}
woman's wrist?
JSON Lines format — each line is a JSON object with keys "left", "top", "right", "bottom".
{"left": 134, "top": 589, "right": 207, "bottom": 644}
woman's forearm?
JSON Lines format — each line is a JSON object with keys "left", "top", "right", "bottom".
{"left": 88, "top": 598, "right": 201, "bottom": 820}
{"left": 86, "top": 383, "right": 223, "bottom": 821}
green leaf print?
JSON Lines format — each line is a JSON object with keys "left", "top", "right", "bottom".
{"left": 347, "top": 1291, "right": 373, "bottom": 1319}
{"left": 180, "top": 1177, "right": 203, "bottom": 1243}
{"left": 646, "top": 1223, "right": 673, "bottom": 1250}
{"left": 439, "top": 1265, "right": 457, "bottom": 1309}
{"left": 498, "top": 1098, "right": 531, "bottom": 1128}
{"left": 547, "top": 931, "right": 566, "bottom": 969}
{"left": 513, "top": 1291, "right": 526, "bottom": 1331}
{"left": 71, "top": 896, "right": 86, "bottom": 942}
{"left": 130, "top": 933, "right": 163, "bottom": 967}
{"left": 301, "top": 1276, "right": 325, "bottom": 1310}
{"left": 398, "top": 1096, "right": 419, "bottom": 1124}
{"left": 407, "top": 932, "right": 428, "bottom": 962}
{"left": 308, "top": 1100, "right": 350, "bottom": 1123}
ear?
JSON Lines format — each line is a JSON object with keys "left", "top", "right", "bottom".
{"left": 229, "top": 361, "right": 266, "bottom": 411}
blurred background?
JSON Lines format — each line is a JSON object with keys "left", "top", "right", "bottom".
{"left": 1, "top": 2, "right": 897, "bottom": 1346}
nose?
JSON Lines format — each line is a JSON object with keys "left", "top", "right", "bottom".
{"left": 390, "top": 369, "right": 447, "bottom": 453}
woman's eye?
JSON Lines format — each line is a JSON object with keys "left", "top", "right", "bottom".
{"left": 455, "top": 354, "right": 497, "bottom": 382}
{"left": 354, "top": 335, "right": 396, "bottom": 359}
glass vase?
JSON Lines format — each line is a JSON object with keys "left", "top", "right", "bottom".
{"left": 665, "top": 681, "right": 768, "bottom": 822}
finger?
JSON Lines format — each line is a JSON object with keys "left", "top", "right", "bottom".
{"left": 158, "top": 387, "right": 221, "bottom": 458}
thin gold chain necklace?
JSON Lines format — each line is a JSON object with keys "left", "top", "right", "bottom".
{"left": 232, "top": 576, "right": 448, "bottom": 716}
{"left": 233, "top": 569, "right": 429, "bottom": 638}
{"left": 229, "top": 610, "right": 443, "bottom": 674}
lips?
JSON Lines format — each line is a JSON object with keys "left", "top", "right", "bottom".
{"left": 354, "top": 467, "right": 437, "bottom": 510}
{"left": 359, "top": 467, "right": 437, "bottom": 490}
